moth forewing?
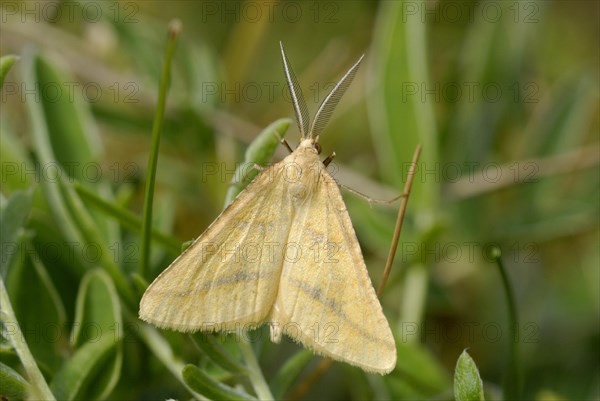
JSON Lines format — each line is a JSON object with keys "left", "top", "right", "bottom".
{"left": 139, "top": 161, "right": 291, "bottom": 332}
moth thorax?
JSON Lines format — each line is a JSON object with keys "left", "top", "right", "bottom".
{"left": 284, "top": 154, "right": 321, "bottom": 204}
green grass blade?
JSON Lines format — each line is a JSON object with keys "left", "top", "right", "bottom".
{"left": 182, "top": 364, "right": 257, "bottom": 401}
{"left": 0, "top": 54, "right": 19, "bottom": 88}
{"left": 21, "top": 50, "right": 88, "bottom": 273}
{"left": 0, "top": 362, "right": 30, "bottom": 400}
{"left": 7, "top": 243, "right": 67, "bottom": 373}
{"left": 191, "top": 333, "right": 248, "bottom": 375}
{"left": 73, "top": 181, "right": 181, "bottom": 255}
{"left": 368, "top": 1, "right": 438, "bottom": 207}
{"left": 49, "top": 337, "right": 117, "bottom": 401}
{"left": 58, "top": 178, "right": 136, "bottom": 307}
{"left": 0, "top": 278, "right": 56, "bottom": 401}
{"left": 0, "top": 190, "right": 33, "bottom": 277}
{"left": 33, "top": 53, "right": 116, "bottom": 243}
{"left": 139, "top": 20, "right": 182, "bottom": 278}
{"left": 271, "top": 350, "right": 313, "bottom": 399}
{"left": 67, "top": 269, "right": 123, "bottom": 400}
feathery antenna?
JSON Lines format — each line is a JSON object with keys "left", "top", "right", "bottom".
{"left": 310, "top": 54, "right": 364, "bottom": 139}
{"left": 280, "top": 42, "right": 310, "bottom": 139}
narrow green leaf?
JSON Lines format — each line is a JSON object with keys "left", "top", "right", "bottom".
{"left": 225, "top": 118, "right": 291, "bottom": 205}
{"left": 73, "top": 181, "right": 181, "bottom": 255}
{"left": 454, "top": 350, "right": 485, "bottom": 401}
{"left": 34, "top": 56, "right": 99, "bottom": 182}
{"left": 244, "top": 119, "right": 291, "bottom": 165}
{"left": 21, "top": 50, "right": 89, "bottom": 275}
{"left": 271, "top": 350, "right": 313, "bottom": 399}
{"left": 0, "top": 361, "right": 30, "bottom": 399}
{"left": 129, "top": 272, "right": 149, "bottom": 299}
{"left": 71, "top": 269, "right": 122, "bottom": 347}
{"left": 191, "top": 333, "right": 247, "bottom": 374}
{"left": 0, "top": 122, "right": 35, "bottom": 191}
{"left": 6, "top": 236, "right": 68, "bottom": 375}
{"left": 368, "top": 1, "right": 437, "bottom": 207}
{"left": 64, "top": 269, "right": 123, "bottom": 400}
{"left": 49, "top": 336, "right": 117, "bottom": 401}
{"left": 45, "top": 269, "right": 123, "bottom": 401}
{"left": 0, "top": 278, "right": 56, "bottom": 401}
{"left": 182, "top": 364, "right": 257, "bottom": 401}
{"left": 0, "top": 55, "right": 19, "bottom": 88}
{"left": 0, "top": 190, "right": 33, "bottom": 277}
{"left": 132, "top": 322, "right": 189, "bottom": 392}
{"left": 34, "top": 54, "right": 116, "bottom": 243}
{"left": 57, "top": 178, "right": 136, "bottom": 307}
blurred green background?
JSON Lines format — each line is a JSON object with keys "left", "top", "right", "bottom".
{"left": 1, "top": 1, "right": 598, "bottom": 400}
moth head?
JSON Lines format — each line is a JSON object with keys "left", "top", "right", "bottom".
{"left": 298, "top": 137, "right": 321, "bottom": 155}
{"left": 280, "top": 42, "right": 364, "bottom": 143}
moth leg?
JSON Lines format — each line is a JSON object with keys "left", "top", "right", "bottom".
{"left": 341, "top": 145, "right": 422, "bottom": 297}
{"left": 274, "top": 130, "right": 294, "bottom": 154}
{"left": 322, "top": 152, "right": 336, "bottom": 167}
{"left": 339, "top": 184, "right": 407, "bottom": 206}
{"left": 281, "top": 139, "right": 294, "bottom": 154}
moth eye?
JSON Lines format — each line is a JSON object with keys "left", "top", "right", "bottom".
{"left": 314, "top": 143, "right": 322, "bottom": 154}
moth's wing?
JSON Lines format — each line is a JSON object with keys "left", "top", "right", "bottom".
{"left": 140, "top": 163, "right": 290, "bottom": 332}
{"left": 270, "top": 170, "right": 397, "bottom": 374}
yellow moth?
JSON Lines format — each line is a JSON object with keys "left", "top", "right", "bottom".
{"left": 139, "top": 42, "right": 397, "bottom": 374}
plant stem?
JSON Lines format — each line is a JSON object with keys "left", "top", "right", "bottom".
{"left": 491, "top": 247, "right": 521, "bottom": 400}
{"left": 139, "top": 19, "right": 181, "bottom": 278}
{"left": 238, "top": 340, "right": 275, "bottom": 401}
{"left": 0, "top": 278, "right": 56, "bottom": 401}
